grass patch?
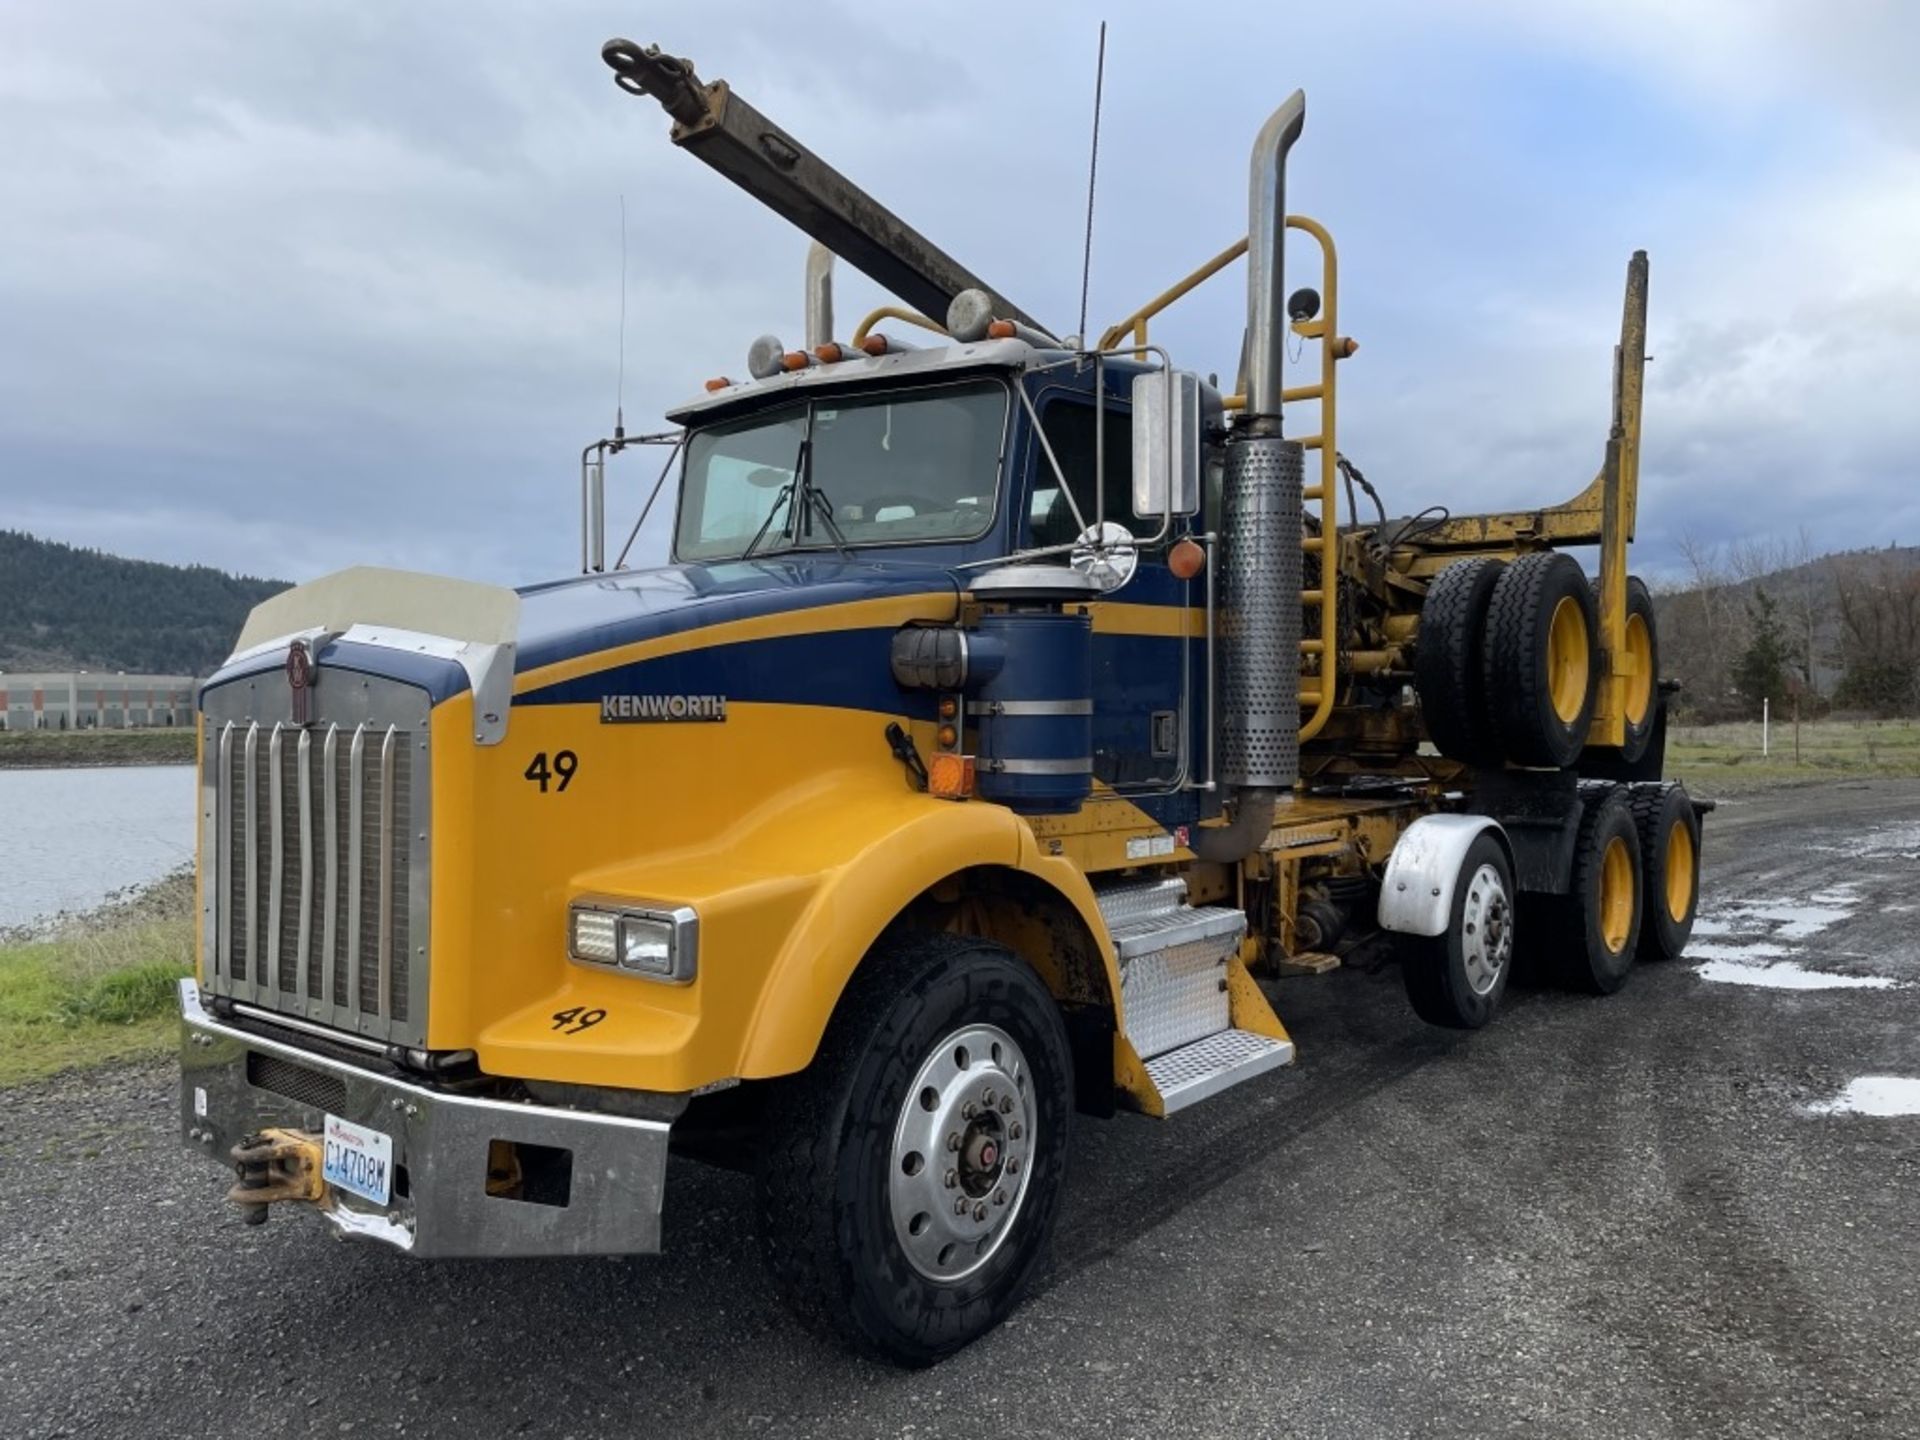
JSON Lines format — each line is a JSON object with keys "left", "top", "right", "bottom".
{"left": 0, "top": 912, "right": 192, "bottom": 1086}
{"left": 0, "top": 727, "right": 196, "bottom": 768}
{"left": 1669, "top": 718, "right": 1920, "bottom": 794}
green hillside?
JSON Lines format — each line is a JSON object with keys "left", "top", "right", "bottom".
{"left": 0, "top": 531, "right": 290, "bottom": 677}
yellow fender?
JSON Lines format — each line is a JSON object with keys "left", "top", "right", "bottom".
{"left": 738, "top": 796, "right": 1122, "bottom": 1078}
{"left": 472, "top": 764, "right": 1122, "bottom": 1093}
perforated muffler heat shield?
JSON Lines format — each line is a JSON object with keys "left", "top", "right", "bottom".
{"left": 1218, "top": 436, "right": 1304, "bottom": 787}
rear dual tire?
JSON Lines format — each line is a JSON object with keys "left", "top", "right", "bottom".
{"left": 1543, "top": 783, "right": 1643, "bottom": 994}
{"left": 1629, "top": 780, "right": 1700, "bottom": 961}
{"left": 1400, "top": 832, "right": 1516, "bottom": 1030}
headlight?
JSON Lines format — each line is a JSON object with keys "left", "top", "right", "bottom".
{"left": 570, "top": 910, "right": 619, "bottom": 964}
{"left": 617, "top": 915, "right": 674, "bottom": 974}
{"left": 568, "top": 900, "right": 698, "bottom": 984}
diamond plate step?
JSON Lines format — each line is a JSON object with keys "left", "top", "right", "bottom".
{"left": 1114, "top": 904, "right": 1247, "bottom": 1059}
{"left": 1094, "top": 876, "right": 1188, "bottom": 929}
{"left": 1108, "top": 905, "right": 1245, "bottom": 961}
{"left": 1144, "top": 1028, "right": 1295, "bottom": 1115}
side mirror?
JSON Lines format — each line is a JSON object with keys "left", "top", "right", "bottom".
{"left": 1131, "top": 370, "right": 1205, "bottom": 520}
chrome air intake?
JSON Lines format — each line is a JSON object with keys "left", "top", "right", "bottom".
{"left": 1218, "top": 437, "right": 1304, "bottom": 788}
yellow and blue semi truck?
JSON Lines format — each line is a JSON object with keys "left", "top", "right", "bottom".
{"left": 177, "top": 38, "right": 1707, "bottom": 1364}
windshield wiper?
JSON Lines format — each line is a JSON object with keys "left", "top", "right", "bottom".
{"left": 747, "top": 429, "right": 852, "bottom": 561}
{"left": 740, "top": 480, "right": 795, "bottom": 561}
{"left": 799, "top": 482, "right": 853, "bottom": 559}
{"left": 741, "top": 424, "right": 811, "bottom": 561}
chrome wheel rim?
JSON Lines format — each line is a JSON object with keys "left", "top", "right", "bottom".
{"left": 888, "top": 1023, "right": 1035, "bottom": 1282}
{"left": 1460, "top": 863, "right": 1514, "bottom": 995}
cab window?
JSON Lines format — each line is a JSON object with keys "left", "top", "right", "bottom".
{"left": 1029, "top": 398, "right": 1132, "bottom": 549}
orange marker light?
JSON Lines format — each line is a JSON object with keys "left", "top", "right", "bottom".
{"left": 703, "top": 377, "right": 733, "bottom": 393}
{"left": 781, "top": 351, "right": 810, "bottom": 371}
{"left": 937, "top": 697, "right": 958, "bottom": 720}
{"left": 937, "top": 724, "right": 958, "bottom": 748}
{"left": 1334, "top": 336, "right": 1360, "bottom": 359}
{"left": 986, "top": 320, "right": 1016, "bottom": 339}
{"left": 814, "top": 343, "right": 845, "bottom": 363}
{"left": 1168, "top": 537, "right": 1207, "bottom": 580}
{"left": 927, "top": 752, "right": 975, "bottom": 799}
{"left": 860, "top": 335, "right": 892, "bottom": 356}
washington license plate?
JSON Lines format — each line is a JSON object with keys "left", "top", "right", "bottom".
{"left": 322, "top": 1114, "right": 393, "bottom": 1205}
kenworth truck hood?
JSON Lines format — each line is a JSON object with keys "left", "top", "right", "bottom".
{"left": 514, "top": 556, "right": 961, "bottom": 676}
{"left": 203, "top": 556, "right": 964, "bottom": 723}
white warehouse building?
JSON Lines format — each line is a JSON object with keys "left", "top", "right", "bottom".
{"left": 0, "top": 671, "right": 197, "bottom": 730}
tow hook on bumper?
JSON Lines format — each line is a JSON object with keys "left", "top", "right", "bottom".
{"left": 228, "top": 1128, "right": 326, "bottom": 1224}
{"left": 177, "top": 979, "right": 674, "bottom": 1258}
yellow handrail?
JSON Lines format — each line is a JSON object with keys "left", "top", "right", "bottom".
{"left": 1095, "top": 218, "right": 1346, "bottom": 745}
{"left": 1097, "top": 238, "right": 1248, "bottom": 352}
{"left": 851, "top": 305, "right": 947, "bottom": 347}
{"left": 1288, "top": 214, "right": 1340, "bottom": 745}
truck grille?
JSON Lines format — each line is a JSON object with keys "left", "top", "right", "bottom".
{"left": 200, "top": 673, "right": 431, "bottom": 1047}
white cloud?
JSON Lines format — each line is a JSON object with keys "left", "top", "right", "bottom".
{"left": 3, "top": 0, "right": 1918, "bottom": 584}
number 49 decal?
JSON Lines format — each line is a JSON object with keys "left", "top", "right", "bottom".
{"left": 551, "top": 1006, "right": 606, "bottom": 1035}
{"left": 525, "top": 750, "right": 578, "bottom": 793}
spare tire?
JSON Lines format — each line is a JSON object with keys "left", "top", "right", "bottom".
{"left": 1483, "top": 552, "right": 1598, "bottom": 769}
{"left": 1412, "top": 557, "right": 1505, "bottom": 764}
{"left": 1614, "top": 575, "right": 1660, "bottom": 763}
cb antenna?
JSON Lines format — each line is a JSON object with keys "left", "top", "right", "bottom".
{"left": 614, "top": 193, "right": 629, "bottom": 442}
{"left": 1076, "top": 20, "right": 1107, "bottom": 348}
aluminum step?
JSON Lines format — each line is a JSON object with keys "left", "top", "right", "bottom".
{"left": 1095, "top": 876, "right": 1188, "bottom": 929}
{"left": 1144, "top": 1028, "right": 1296, "bottom": 1115}
{"left": 1114, "top": 903, "right": 1247, "bottom": 1059}
{"left": 1109, "top": 905, "right": 1246, "bottom": 961}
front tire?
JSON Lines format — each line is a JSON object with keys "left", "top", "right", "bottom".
{"left": 755, "top": 932, "right": 1073, "bottom": 1366}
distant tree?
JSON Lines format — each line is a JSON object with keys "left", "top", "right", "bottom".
{"left": 0, "top": 530, "right": 290, "bottom": 676}
{"left": 1833, "top": 559, "right": 1920, "bottom": 716}
{"left": 1730, "top": 587, "right": 1791, "bottom": 712}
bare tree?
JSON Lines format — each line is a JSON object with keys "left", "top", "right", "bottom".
{"left": 1833, "top": 553, "right": 1920, "bottom": 715}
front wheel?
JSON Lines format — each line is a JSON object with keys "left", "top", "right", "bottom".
{"left": 755, "top": 932, "right": 1073, "bottom": 1366}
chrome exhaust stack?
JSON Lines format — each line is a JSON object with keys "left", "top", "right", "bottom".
{"left": 1193, "top": 91, "right": 1306, "bottom": 864}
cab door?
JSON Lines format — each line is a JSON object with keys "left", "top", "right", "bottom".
{"left": 1023, "top": 388, "right": 1193, "bottom": 796}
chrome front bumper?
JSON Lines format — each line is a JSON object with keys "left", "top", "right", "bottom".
{"left": 177, "top": 979, "right": 671, "bottom": 1258}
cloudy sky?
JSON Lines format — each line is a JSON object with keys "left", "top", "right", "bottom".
{"left": 5, "top": 1, "right": 1918, "bottom": 586}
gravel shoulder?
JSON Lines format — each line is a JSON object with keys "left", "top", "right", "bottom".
{"left": 4, "top": 780, "right": 1918, "bottom": 1439}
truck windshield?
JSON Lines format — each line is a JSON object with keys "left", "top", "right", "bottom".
{"left": 674, "top": 380, "right": 1006, "bottom": 561}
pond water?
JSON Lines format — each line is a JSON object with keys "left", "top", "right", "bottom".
{"left": 0, "top": 765, "right": 198, "bottom": 932}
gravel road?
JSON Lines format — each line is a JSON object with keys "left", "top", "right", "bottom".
{"left": 5, "top": 780, "right": 1919, "bottom": 1440}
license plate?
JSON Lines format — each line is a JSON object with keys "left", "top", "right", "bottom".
{"left": 322, "top": 1114, "right": 394, "bottom": 1205}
